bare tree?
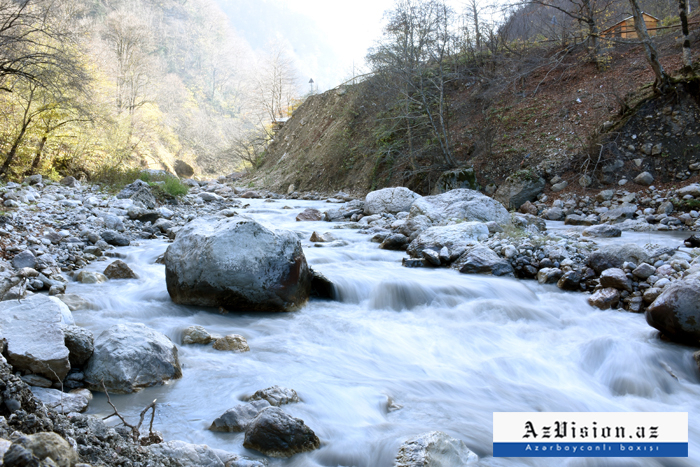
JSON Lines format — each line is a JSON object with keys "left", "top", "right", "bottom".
{"left": 679, "top": 0, "right": 692, "bottom": 73}
{"left": 252, "top": 41, "right": 301, "bottom": 124}
{"left": 628, "top": 0, "right": 671, "bottom": 92}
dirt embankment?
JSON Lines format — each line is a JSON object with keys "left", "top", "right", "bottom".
{"left": 249, "top": 21, "right": 700, "bottom": 198}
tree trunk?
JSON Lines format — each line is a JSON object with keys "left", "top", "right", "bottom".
{"left": 680, "top": 0, "right": 693, "bottom": 72}
{"left": 0, "top": 119, "right": 31, "bottom": 176}
{"left": 28, "top": 133, "right": 48, "bottom": 176}
{"left": 629, "top": 0, "right": 672, "bottom": 92}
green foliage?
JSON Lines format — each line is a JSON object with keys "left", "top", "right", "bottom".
{"left": 159, "top": 176, "right": 189, "bottom": 197}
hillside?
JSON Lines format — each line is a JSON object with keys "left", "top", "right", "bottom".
{"left": 248, "top": 18, "right": 700, "bottom": 198}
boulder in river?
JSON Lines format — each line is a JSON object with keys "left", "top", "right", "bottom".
{"left": 210, "top": 400, "right": 271, "bottom": 432}
{"left": 84, "top": 323, "right": 182, "bottom": 394}
{"left": 182, "top": 325, "right": 213, "bottom": 345}
{"left": 587, "top": 244, "right": 651, "bottom": 274}
{"left": 395, "top": 431, "right": 478, "bottom": 467}
{"left": 295, "top": 208, "right": 323, "bottom": 221}
{"left": 409, "top": 189, "right": 511, "bottom": 226}
{"left": 243, "top": 407, "right": 320, "bottom": 458}
{"left": 212, "top": 334, "right": 250, "bottom": 352}
{"left": 103, "top": 260, "right": 139, "bottom": 280}
{"left": 582, "top": 224, "right": 622, "bottom": 238}
{"left": 588, "top": 288, "right": 620, "bottom": 310}
{"left": 164, "top": 216, "right": 312, "bottom": 312}
{"left": 407, "top": 222, "right": 489, "bottom": 259}
{"left": 364, "top": 187, "right": 421, "bottom": 215}
{"left": 246, "top": 385, "right": 300, "bottom": 406}
{"left": 452, "top": 245, "right": 513, "bottom": 276}
{"left": 0, "top": 294, "right": 73, "bottom": 382}
{"left": 646, "top": 277, "right": 700, "bottom": 345}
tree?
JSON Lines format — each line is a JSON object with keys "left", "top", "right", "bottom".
{"left": 368, "top": 0, "right": 457, "bottom": 168}
{"left": 252, "top": 41, "right": 301, "bottom": 124}
{"left": 628, "top": 0, "right": 671, "bottom": 92}
{"left": 679, "top": 0, "right": 692, "bottom": 73}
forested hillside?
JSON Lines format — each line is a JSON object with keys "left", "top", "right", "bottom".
{"left": 0, "top": 0, "right": 303, "bottom": 182}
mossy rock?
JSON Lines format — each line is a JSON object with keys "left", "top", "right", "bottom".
{"left": 433, "top": 167, "right": 478, "bottom": 194}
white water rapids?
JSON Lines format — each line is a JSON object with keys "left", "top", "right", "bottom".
{"left": 67, "top": 199, "right": 700, "bottom": 466}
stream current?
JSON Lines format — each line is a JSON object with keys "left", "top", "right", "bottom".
{"left": 69, "top": 199, "right": 700, "bottom": 466}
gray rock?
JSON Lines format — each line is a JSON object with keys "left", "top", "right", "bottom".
{"left": 116, "top": 180, "right": 156, "bottom": 209}
{"left": 643, "top": 287, "right": 663, "bottom": 304}
{"left": 537, "top": 268, "right": 563, "bottom": 284}
{"left": 433, "top": 168, "right": 478, "bottom": 194}
{"left": 210, "top": 400, "right": 271, "bottom": 432}
{"left": 243, "top": 407, "right": 320, "bottom": 458}
{"left": 452, "top": 245, "right": 513, "bottom": 276}
{"left": 102, "top": 214, "right": 125, "bottom": 231}
{"left": 557, "top": 270, "right": 582, "bottom": 291}
{"left": 24, "top": 174, "right": 42, "bottom": 185}
{"left": 635, "top": 172, "right": 654, "bottom": 186}
{"left": 63, "top": 326, "right": 94, "bottom": 367}
{"left": 247, "top": 385, "right": 300, "bottom": 407}
{"left": 582, "top": 224, "right": 622, "bottom": 238}
{"left": 646, "top": 277, "right": 700, "bottom": 345}
{"left": 512, "top": 213, "right": 546, "bottom": 231}
{"left": 395, "top": 431, "right": 478, "bottom": 467}
{"left": 599, "top": 268, "right": 632, "bottom": 292}
{"left": 0, "top": 295, "right": 72, "bottom": 382}
{"left": 56, "top": 294, "right": 94, "bottom": 311}
{"left": 103, "top": 260, "right": 139, "bottom": 280}
{"left": 543, "top": 207, "right": 565, "bottom": 220}
{"left": 101, "top": 230, "right": 130, "bottom": 247}
{"left": 379, "top": 234, "right": 409, "bottom": 251}
{"left": 10, "top": 432, "right": 78, "bottom": 467}
{"left": 174, "top": 160, "right": 195, "bottom": 178}
{"left": 657, "top": 201, "right": 674, "bottom": 215}
{"left": 365, "top": 187, "right": 421, "bottom": 215}
{"left": 21, "top": 374, "right": 53, "bottom": 388}
{"left": 587, "top": 244, "right": 651, "bottom": 274}
{"left": 182, "top": 326, "right": 213, "bottom": 345}
{"left": 407, "top": 222, "right": 489, "bottom": 259}
{"left": 76, "top": 271, "right": 108, "bottom": 284}
{"left": 30, "top": 387, "right": 92, "bottom": 414}
{"left": 596, "top": 190, "right": 614, "bottom": 202}
{"left": 164, "top": 216, "right": 312, "bottom": 312}
{"left": 309, "top": 231, "right": 335, "bottom": 243}
{"left": 12, "top": 250, "right": 36, "bottom": 270}
{"left": 493, "top": 172, "right": 546, "bottom": 210}
{"left": 564, "top": 214, "right": 594, "bottom": 226}
{"left": 600, "top": 205, "right": 637, "bottom": 224}
{"left": 551, "top": 181, "right": 568, "bottom": 192}
{"left": 212, "top": 334, "right": 250, "bottom": 352}
{"left": 588, "top": 288, "right": 621, "bottom": 310}
{"left": 422, "top": 249, "right": 441, "bottom": 266}
{"left": 147, "top": 440, "right": 264, "bottom": 467}
{"left": 84, "top": 323, "right": 182, "bottom": 394}
{"left": 60, "top": 176, "right": 79, "bottom": 188}
{"left": 410, "top": 189, "right": 511, "bottom": 226}
{"left": 677, "top": 183, "right": 700, "bottom": 198}
{"left": 632, "top": 263, "right": 656, "bottom": 280}
{"left": 295, "top": 208, "right": 323, "bottom": 221}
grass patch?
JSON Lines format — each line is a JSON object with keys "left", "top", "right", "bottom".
{"left": 93, "top": 166, "right": 189, "bottom": 198}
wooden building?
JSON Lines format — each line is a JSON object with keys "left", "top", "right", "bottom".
{"left": 601, "top": 13, "right": 660, "bottom": 39}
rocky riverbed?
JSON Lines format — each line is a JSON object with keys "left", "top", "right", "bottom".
{"left": 0, "top": 174, "right": 699, "bottom": 466}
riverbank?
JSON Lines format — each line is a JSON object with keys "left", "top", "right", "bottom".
{"left": 0, "top": 174, "right": 698, "bottom": 466}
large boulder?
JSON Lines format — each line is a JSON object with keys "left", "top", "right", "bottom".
{"left": 406, "top": 222, "right": 489, "bottom": 259}
{"left": 103, "top": 260, "right": 139, "bottom": 280}
{"left": 395, "top": 431, "right": 478, "bottom": 467}
{"left": 83, "top": 323, "right": 182, "bottom": 394}
{"left": 30, "top": 387, "right": 92, "bottom": 414}
{"left": 452, "top": 245, "right": 514, "bottom": 276}
{"left": 409, "top": 189, "right": 511, "bottom": 226}
{"left": 587, "top": 244, "right": 651, "bottom": 274}
{"left": 116, "top": 180, "right": 156, "bottom": 209}
{"left": 243, "top": 407, "right": 320, "bottom": 458}
{"left": 164, "top": 216, "right": 312, "bottom": 311}
{"left": 0, "top": 295, "right": 73, "bottom": 382}
{"left": 63, "top": 325, "right": 94, "bottom": 367}
{"left": 210, "top": 400, "right": 271, "bottom": 432}
{"left": 174, "top": 160, "right": 195, "bottom": 178}
{"left": 364, "top": 187, "right": 421, "bottom": 215}
{"left": 246, "top": 385, "right": 300, "bottom": 407}
{"left": 493, "top": 171, "right": 546, "bottom": 210}
{"left": 646, "top": 277, "right": 700, "bottom": 345}
{"left": 433, "top": 167, "right": 478, "bottom": 194}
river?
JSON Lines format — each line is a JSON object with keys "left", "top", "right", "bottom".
{"left": 67, "top": 198, "right": 700, "bottom": 466}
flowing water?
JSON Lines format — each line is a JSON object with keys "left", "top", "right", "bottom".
{"left": 69, "top": 199, "right": 700, "bottom": 466}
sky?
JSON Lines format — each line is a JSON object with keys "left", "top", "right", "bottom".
{"left": 217, "top": 0, "right": 469, "bottom": 91}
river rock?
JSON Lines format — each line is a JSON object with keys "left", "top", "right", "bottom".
{"left": 599, "top": 268, "right": 632, "bottom": 292}
{"left": 247, "top": 385, "right": 299, "bottom": 406}
{"left": 537, "top": 268, "right": 563, "bottom": 284}
{"left": 101, "top": 230, "right": 130, "bottom": 247}
{"left": 63, "top": 326, "right": 94, "bottom": 367}
{"left": 147, "top": 440, "right": 265, "bottom": 467}
{"left": 493, "top": 172, "right": 546, "bottom": 209}
{"left": 587, "top": 244, "right": 651, "bottom": 274}
{"left": 174, "top": 160, "right": 195, "bottom": 178}
{"left": 296, "top": 208, "right": 323, "bottom": 221}
{"left": 410, "top": 189, "right": 510, "bottom": 226}
{"left": 643, "top": 287, "right": 663, "bottom": 304}
{"left": 543, "top": 207, "right": 564, "bottom": 221}
{"left": 84, "top": 323, "right": 182, "bottom": 394}
{"left": 407, "top": 222, "right": 489, "bottom": 259}
{"left": 380, "top": 233, "right": 409, "bottom": 251}
{"left": 21, "top": 374, "right": 53, "bottom": 388}
{"left": 210, "top": 400, "right": 271, "bottom": 432}
{"left": 30, "top": 387, "right": 92, "bottom": 414}
{"left": 564, "top": 214, "right": 594, "bottom": 226}
{"left": 103, "top": 260, "right": 139, "bottom": 279}
{"left": 309, "top": 231, "right": 335, "bottom": 243}
{"left": 60, "top": 176, "right": 79, "bottom": 188}
{"left": 212, "top": 334, "right": 250, "bottom": 352}
{"left": 557, "top": 270, "right": 582, "bottom": 291}
{"left": 635, "top": 172, "right": 654, "bottom": 186}
{"left": 75, "top": 271, "right": 108, "bottom": 284}
{"left": 452, "top": 245, "right": 513, "bottom": 276}
{"left": 164, "top": 216, "right": 312, "bottom": 312}
{"left": 582, "top": 225, "right": 622, "bottom": 238}
{"left": 364, "top": 187, "right": 421, "bottom": 215}
{"left": 243, "top": 407, "right": 320, "bottom": 458}
{"left": 12, "top": 250, "right": 36, "bottom": 269}
{"left": 182, "top": 325, "right": 213, "bottom": 345}
{"left": 600, "top": 205, "right": 637, "bottom": 224}
{"left": 694, "top": 351, "right": 700, "bottom": 371}
{"left": 395, "top": 431, "right": 478, "bottom": 467}
{"left": 646, "top": 277, "right": 700, "bottom": 345}
{"left": 7, "top": 432, "right": 78, "bottom": 467}
{"left": 310, "top": 269, "right": 334, "bottom": 299}
{"left": 588, "top": 288, "right": 620, "bottom": 310}
{"left": 0, "top": 295, "right": 72, "bottom": 382}
{"left": 116, "top": 180, "right": 156, "bottom": 209}
{"left": 632, "top": 263, "right": 656, "bottom": 279}
{"left": 677, "top": 183, "right": 700, "bottom": 197}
